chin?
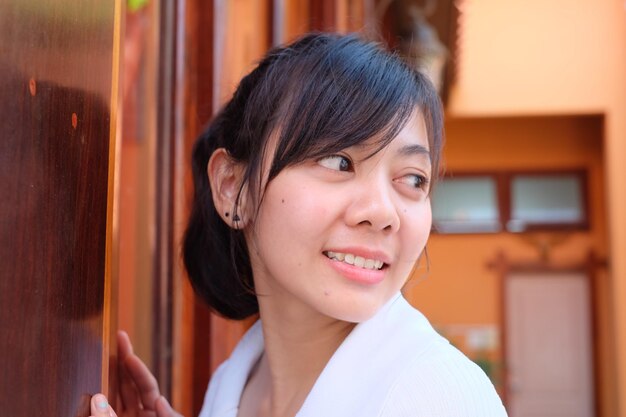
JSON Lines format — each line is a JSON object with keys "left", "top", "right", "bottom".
{"left": 318, "top": 293, "right": 389, "bottom": 324}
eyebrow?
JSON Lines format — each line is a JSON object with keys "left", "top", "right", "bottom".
{"left": 397, "top": 144, "right": 431, "bottom": 162}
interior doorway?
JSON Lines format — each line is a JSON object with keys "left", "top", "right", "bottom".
{"left": 504, "top": 271, "right": 595, "bottom": 417}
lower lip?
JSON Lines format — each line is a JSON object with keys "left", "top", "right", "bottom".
{"left": 324, "top": 255, "right": 386, "bottom": 285}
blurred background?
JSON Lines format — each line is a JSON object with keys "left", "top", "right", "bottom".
{"left": 1, "top": 0, "right": 625, "bottom": 416}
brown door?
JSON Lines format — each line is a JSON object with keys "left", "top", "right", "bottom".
{"left": 0, "top": 1, "right": 121, "bottom": 416}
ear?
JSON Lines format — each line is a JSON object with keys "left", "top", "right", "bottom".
{"left": 207, "top": 148, "right": 250, "bottom": 229}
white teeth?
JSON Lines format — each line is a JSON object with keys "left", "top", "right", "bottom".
{"left": 325, "top": 251, "right": 385, "bottom": 270}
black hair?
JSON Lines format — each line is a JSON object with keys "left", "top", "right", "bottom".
{"left": 183, "top": 32, "right": 444, "bottom": 320}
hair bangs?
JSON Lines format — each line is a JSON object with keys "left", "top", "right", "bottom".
{"left": 265, "top": 35, "right": 423, "bottom": 182}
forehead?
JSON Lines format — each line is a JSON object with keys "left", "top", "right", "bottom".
{"left": 394, "top": 111, "right": 429, "bottom": 150}
{"left": 357, "top": 111, "right": 431, "bottom": 162}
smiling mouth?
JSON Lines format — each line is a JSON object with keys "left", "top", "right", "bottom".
{"left": 323, "top": 251, "right": 387, "bottom": 270}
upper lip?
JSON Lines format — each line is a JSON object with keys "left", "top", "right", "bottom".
{"left": 323, "top": 247, "right": 392, "bottom": 265}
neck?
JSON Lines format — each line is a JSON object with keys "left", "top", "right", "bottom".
{"left": 255, "top": 294, "right": 356, "bottom": 416}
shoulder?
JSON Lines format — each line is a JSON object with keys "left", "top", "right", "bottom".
{"left": 378, "top": 339, "right": 508, "bottom": 417}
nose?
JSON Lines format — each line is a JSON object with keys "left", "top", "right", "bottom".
{"left": 344, "top": 176, "right": 400, "bottom": 233}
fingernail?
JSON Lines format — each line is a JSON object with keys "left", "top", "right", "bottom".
{"left": 94, "top": 394, "right": 109, "bottom": 410}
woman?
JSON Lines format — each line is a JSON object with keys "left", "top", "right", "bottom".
{"left": 90, "top": 33, "right": 507, "bottom": 417}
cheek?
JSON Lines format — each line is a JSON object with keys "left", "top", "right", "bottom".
{"left": 419, "top": 202, "right": 433, "bottom": 240}
{"left": 401, "top": 203, "right": 432, "bottom": 254}
{"left": 270, "top": 179, "right": 334, "bottom": 222}
{"left": 282, "top": 195, "right": 329, "bottom": 218}
{"left": 256, "top": 182, "right": 333, "bottom": 246}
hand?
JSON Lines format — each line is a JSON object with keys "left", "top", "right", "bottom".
{"left": 89, "top": 331, "right": 183, "bottom": 417}
{"left": 89, "top": 393, "right": 181, "bottom": 417}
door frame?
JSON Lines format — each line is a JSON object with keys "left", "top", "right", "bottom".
{"left": 488, "top": 250, "right": 604, "bottom": 416}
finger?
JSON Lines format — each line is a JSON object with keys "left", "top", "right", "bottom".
{"left": 155, "top": 395, "right": 184, "bottom": 417}
{"left": 90, "top": 393, "right": 118, "bottom": 417}
{"left": 117, "top": 330, "right": 143, "bottom": 411}
{"left": 119, "top": 354, "right": 142, "bottom": 411}
{"left": 118, "top": 330, "right": 161, "bottom": 410}
{"left": 125, "top": 352, "right": 161, "bottom": 409}
{"left": 117, "top": 330, "right": 134, "bottom": 362}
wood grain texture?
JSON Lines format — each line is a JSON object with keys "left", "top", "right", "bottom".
{"left": 0, "top": 1, "right": 118, "bottom": 416}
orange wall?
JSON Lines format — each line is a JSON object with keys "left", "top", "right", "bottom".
{"left": 605, "top": 10, "right": 626, "bottom": 417}
{"left": 448, "top": 0, "right": 623, "bottom": 116}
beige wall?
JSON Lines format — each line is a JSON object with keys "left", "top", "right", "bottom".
{"left": 436, "top": 0, "right": 626, "bottom": 414}
{"left": 448, "top": 0, "right": 624, "bottom": 116}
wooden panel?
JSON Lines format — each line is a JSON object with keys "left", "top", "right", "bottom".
{"left": 310, "top": 0, "right": 337, "bottom": 31}
{"left": 118, "top": 0, "right": 159, "bottom": 381}
{"left": 160, "top": 1, "right": 218, "bottom": 415}
{"left": 0, "top": 1, "right": 120, "bottom": 416}
{"left": 283, "top": 0, "right": 311, "bottom": 42}
{"left": 216, "top": 0, "right": 272, "bottom": 106}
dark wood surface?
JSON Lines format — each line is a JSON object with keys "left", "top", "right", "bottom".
{"left": 186, "top": 2, "right": 217, "bottom": 415}
{"left": 0, "top": 1, "right": 118, "bottom": 416}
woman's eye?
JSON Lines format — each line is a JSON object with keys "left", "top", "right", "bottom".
{"left": 317, "top": 155, "right": 353, "bottom": 172}
{"left": 398, "top": 174, "right": 430, "bottom": 190}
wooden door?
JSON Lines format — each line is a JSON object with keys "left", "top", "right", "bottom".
{"left": 0, "top": 1, "right": 121, "bottom": 416}
{"left": 505, "top": 272, "right": 595, "bottom": 417}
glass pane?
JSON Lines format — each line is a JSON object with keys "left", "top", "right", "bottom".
{"left": 432, "top": 177, "right": 501, "bottom": 233}
{"left": 509, "top": 174, "right": 584, "bottom": 231}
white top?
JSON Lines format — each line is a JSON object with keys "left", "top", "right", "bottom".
{"left": 199, "top": 293, "right": 508, "bottom": 417}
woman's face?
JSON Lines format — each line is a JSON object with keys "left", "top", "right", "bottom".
{"left": 245, "top": 111, "right": 432, "bottom": 323}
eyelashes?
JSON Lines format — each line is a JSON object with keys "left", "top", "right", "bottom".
{"left": 317, "top": 154, "right": 353, "bottom": 172}
{"left": 316, "top": 154, "right": 430, "bottom": 191}
{"left": 395, "top": 174, "right": 430, "bottom": 191}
